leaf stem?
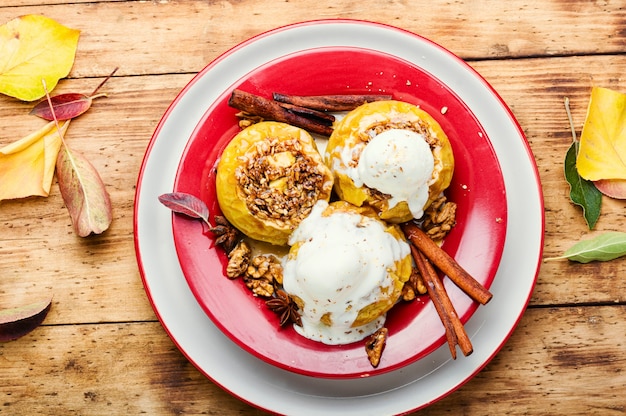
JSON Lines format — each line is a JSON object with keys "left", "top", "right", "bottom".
{"left": 564, "top": 97, "right": 578, "bottom": 146}
{"left": 42, "top": 79, "right": 67, "bottom": 147}
{"left": 90, "top": 67, "right": 119, "bottom": 97}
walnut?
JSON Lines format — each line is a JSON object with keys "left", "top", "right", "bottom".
{"left": 422, "top": 196, "right": 457, "bottom": 242}
{"left": 401, "top": 282, "right": 416, "bottom": 301}
{"left": 410, "top": 267, "right": 427, "bottom": 295}
{"left": 244, "top": 276, "right": 275, "bottom": 297}
{"left": 402, "top": 267, "right": 427, "bottom": 301}
{"left": 243, "top": 254, "right": 283, "bottom": 297}
{"left": 245, "top": 254, "right": 283, "bottom": 284}
{"left": 365, "top": 327, "right": 388, "bottom": 368}
{"left": 235, "top": 111, "right": 264, "bottom": 128}
{"left": 226, "top": 241, "right": 251, "bottom": 279}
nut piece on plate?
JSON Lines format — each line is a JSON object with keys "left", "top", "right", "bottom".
{"left": 324, "top": 100, "right": 455, "bottom": 223}
{"left": 282, "top": 200, "right": 412, "bottom": 345}
{"left": 365, "top": 327, "right": 388, "bottom": 368}
{"left": 216, "top": 121, "right": 334, "bottom": 246}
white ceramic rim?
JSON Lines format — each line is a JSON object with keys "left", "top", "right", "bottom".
{"left": 134, "top": 19, "right": 544, "bottom": 415}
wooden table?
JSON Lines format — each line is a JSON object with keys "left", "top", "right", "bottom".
{"left": 1, "top": 1, "right": 625, "bottom": 415}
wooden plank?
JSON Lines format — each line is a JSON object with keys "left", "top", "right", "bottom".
{"left": 1, "top": 54, "right": 626, "bottom": 326}
{"left": 0, "top": 306, "right": 624, "bottom": 415}
{"left": 0, "top": 0, "right": 625, "bottom": 78}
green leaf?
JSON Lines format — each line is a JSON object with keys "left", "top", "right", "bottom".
{"left": 564, "top": 142, "right": 602, "bottom": 229}
{"left": 546, "top": 232, "right": 626, "bottom": 263}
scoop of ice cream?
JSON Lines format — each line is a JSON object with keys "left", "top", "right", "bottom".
{"left": 282, "top": 200, "right": 411, "bottom": 345}
{"left": 356, "top": 129, "right": 434, "bottom": 219}
{"left": 324, "top": 100, "right": 455, "bottom": 223}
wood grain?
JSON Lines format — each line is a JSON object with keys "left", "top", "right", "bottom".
{"left": 1, "top": 0, "right": 626, "bottom": 415}
{"left": 1, "top": 307, "right": 624, "bottom": 415}
{"left": 1, "top": 0, "right": 626, "bottom": 77}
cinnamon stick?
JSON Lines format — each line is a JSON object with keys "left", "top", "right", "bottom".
{"left": 276, "top": 102, "right": 335, "bottom": 125}
{"left": 412, "top": 246, "right": 473, "bottom": 358}
{"left": 228, "top": 89, "right": 334, "bottom": 136}
{"left": 401, "top": 222, "right": 493, "bottom": 305}
{"left": 272, "top": 93, "right": 393, "bottom": 112}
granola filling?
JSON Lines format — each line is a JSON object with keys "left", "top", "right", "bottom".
{"left": 235, "top": 137, "right": 329, "bottom": 226}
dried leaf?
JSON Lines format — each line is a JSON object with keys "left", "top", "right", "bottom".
{"left": 577, "top": 87, "right": 626, "bottom": 181}
{"left": 30, "top": 68, "right": 117, "bottom": 121}
{"left": 158, "top": 192, "right": 210, "bottom": 224}
{"left": 564, "top": 142, "right": 602, "bottom": 230}
{"left": 30, "top": 93, "right": 94, "bottom": 121}
{"left": 545, "top": 232, "right": 626, "bottom": 263}
{"left": 0, "top": 297, "right": 52, "bottom": 342}
{"left": 56, "top": 143, "right": 112, "bottom": 237}
{"left": 0, "top": 120, "right": 69, "bottom": 201}
{"left": 0, "top": 15, "right": 80, "bottom": 101}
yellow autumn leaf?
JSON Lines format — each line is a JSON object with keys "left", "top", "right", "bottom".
{"left": 0, "top": 120, "right": 69, "bottom": 201}
{"left": 0, "top": 15, "right": 80, "bottom": 101}
{"left": 577, "top": 86, "right": 626, "bottom": 181}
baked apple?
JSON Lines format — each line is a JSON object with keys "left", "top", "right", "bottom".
{"left": 325, "top": 100, "right": 454, "bottom": 223}
{"left": 216, "top": 121, "right": 333, "bottom": 246}
{"left": 282, "top": 200, "right": 412, "bottom": 345}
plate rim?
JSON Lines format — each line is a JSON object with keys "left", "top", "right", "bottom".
{"left": 134, "top": 18, "right": 544, "bottom": 415}
{"left": 171, "top": 45, "right": 509, "bottom": 378}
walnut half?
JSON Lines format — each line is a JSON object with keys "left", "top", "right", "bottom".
{"left": 226, "top": 241, "right": 251, "bottom": 279}
{"left": 244, "top": 254, "right": 284, "bottom": 297}
{"left": 365, "top": 327, "right": 388, "bottom": 368}
{"left": 422, "top": 196, "right": 457, "bottom": 242}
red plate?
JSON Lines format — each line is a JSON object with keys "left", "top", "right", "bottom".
{"left": 171, "top": 47, "right": 507, "bottom": 379}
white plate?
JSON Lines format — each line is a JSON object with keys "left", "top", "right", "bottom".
{"left": 134, "top": 20, "right": 544, "bottom": 415}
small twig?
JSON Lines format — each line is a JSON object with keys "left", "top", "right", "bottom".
{"left": 41, "top": 79, "right": 68, "bottom": 146}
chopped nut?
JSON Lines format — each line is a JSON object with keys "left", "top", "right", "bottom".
{"left": 365, "top": 327, "right": 388, "bottom": 368}
{"left": 246, "top": 254, "right": 283, "bottom": 284}
{"left": 226, "top": 241, "right": 251, "bottom": 279}
{"left": 422, "top": 196, "right": 457, "bottom": 242}
{"left": 410, "top": 267, "right": 427, "bottom": 295}
{"left": 244, "top": 276, "right": 274, "bottom": 297}
{"left": 402, "top": 282, "right": 416, "bottom": 301}
{"left": 402, "top": 267, "right": 427, "bottom": 301}
{"left": 235, "top": 111, "right": 264, "bottom": 128}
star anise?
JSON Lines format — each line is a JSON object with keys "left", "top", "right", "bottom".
{"left": 266, "top": 289, "right": 302, "bottom": 327}
{"left": 209, "top": 215, "right": 240, "bottom": 253}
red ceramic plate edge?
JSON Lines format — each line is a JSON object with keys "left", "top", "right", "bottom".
{"left": 171, "top": 46, "right": 508, "bottom": 378}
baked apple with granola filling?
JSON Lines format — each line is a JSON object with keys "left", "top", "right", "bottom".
{"left": 216, "top": 121, "right": 334, "bottom": 246}
{"left": 325, "top": 100, "right": 454, "bottom": 223}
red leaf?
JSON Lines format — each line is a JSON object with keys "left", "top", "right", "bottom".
{"left": 158, "top": 192, "right": 210, "bottom": 224}
{"left": 0, "top": 297, "right": 52, "bottom": 342}
{"left": 30, "top": 93, "right": 93, "bottom": 121}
